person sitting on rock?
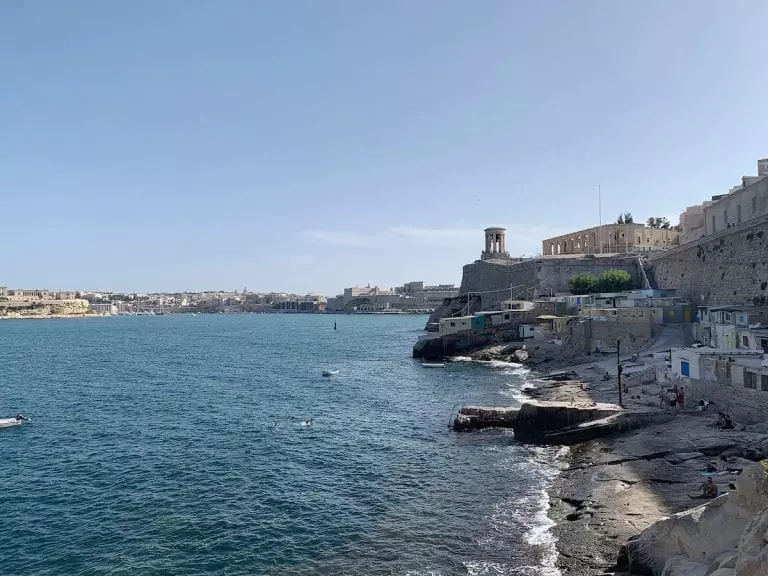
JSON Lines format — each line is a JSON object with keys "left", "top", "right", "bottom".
{"left": 716, "top": 455, "right": 728, "bottom": 472}
{"left": 715, "top": 412, "right": 734, "bottom": 429}
{"left": 690, "top": 477, "right": 718, "bottom": 499}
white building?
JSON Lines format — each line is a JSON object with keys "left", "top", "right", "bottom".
{"left": 671, "top": 347, "right": 767, "bottom": 388}
{"left": 695, "top": 306, "right": 751, "bottom": 348}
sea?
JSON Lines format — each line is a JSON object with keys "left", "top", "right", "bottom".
{"left": 0, "top": 314, "right": 564, "bottom": 576}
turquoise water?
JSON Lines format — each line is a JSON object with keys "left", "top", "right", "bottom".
{"left": 0, "top": 314, "right": 561, "bottom": 575}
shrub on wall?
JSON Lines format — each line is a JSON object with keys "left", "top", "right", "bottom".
{"left": 568, "top": 273, "right": 597, "bottom": 294}
{"left": 568, "top": 269, "right": 634, "bottom": 294}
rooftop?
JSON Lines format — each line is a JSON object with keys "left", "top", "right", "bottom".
{"left": 676, "top": 347, "right": 764, "bottom": 356}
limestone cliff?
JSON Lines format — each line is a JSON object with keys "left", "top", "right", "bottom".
{"left": 0, "top": 299, "right": 93, "bottom": 318}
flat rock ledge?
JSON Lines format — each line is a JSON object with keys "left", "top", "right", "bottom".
{"left": 453, "top": 400, "right": 673, "bottom": 445}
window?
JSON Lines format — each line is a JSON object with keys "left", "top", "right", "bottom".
{"left": 680, "top": 360, "right": 690, "bottom": 377}
{"left": 762, "top": 374, "right": 768, "bottom": 392}
{"left": 745, "top": 371, "right": 757, "bottom": 389}
{"left": 761, "top": 338, "right": 768, "bottom": 353}
{"left": 712, "top": 216, "right": 716, "bottom": 232}
{"left": 737, "top": 204, "right": 742, "bottom": 224}
{"left": 450, "top": 321, "right": 455, "bottom": 327}
{"left": 743, "top": 335, "right": 750, "bottom": 348}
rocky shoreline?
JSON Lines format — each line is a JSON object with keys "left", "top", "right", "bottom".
{"left": 524, "top": 368, "right": 768, "bottom": 575}
{"left": 458, "top": 342, "right": 768, "bottom": 575}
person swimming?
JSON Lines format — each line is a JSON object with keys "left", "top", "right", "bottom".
{"left": 300, "top": 418, "right": 314, "bottom": 426}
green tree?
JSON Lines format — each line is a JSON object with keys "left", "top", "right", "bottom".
{"left": 617, "top": 214, "right": 624, "bottom": 224}
{"left": 624, "top": 212, "right": 634, "bottom": 223}
{"left": 647, "top": 216, "right": 670, "bottom": 229}
{"left": 568, "top": 273, "right": 597, "bottom": 295}
{"left": 595, "top": 269, "right": 633, "bottom": 292}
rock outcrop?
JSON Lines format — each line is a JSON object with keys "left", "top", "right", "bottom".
{"left": 618, "top": 460, "right": 768, "bottom": 576}
{"left": 453, "top": 406, "right": 518, "bottom": 431}
{"left": 512, "top": 400, "right": 673, "bottom": 445}
{"left": 412, "top": 325, "right": 530, "bottom": 360}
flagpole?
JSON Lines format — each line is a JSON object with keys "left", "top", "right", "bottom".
{"left": 598, "top": 184, "right": 602, "bottom": 254}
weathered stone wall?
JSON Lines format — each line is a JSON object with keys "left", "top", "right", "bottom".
{"left": 564, "top": 317, "right": 652, "bottom": 354}
{"left": 679, "top": 377, "right": 768, "bottom": 425}
{"left": 459, "top": 256, "right": 641, "bottom": 311}
{"left": 647, "top": 214, "right": 768, "bottom": 306}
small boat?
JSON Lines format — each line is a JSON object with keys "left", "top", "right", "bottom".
{"left": 321, "top": 370, "right": 340, "bottom": 377}
{"left": 0, "top": 414, "right": 29, "bottom": 429}
{"left": 421, "top": 362, "right": 445, "bottom": 368}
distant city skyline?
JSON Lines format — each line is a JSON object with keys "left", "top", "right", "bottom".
{"left": 3, "top": 1, "right": 768, "bottom": 294}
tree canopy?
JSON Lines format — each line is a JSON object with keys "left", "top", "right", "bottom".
{"left": 647, "top": 216, "right": 671, "bottom": 229}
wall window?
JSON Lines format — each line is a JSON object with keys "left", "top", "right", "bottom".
{"left": 737, "top": 204, "right": 742, "bottom": 224}
{"left": 680, "top": 360, "right": 690, "bottom": 377}
{"left": 745, "top": 371, "right": 757, "bottom": 389}
{"left": 762, "top": 374, "right": 768, "bottom": 392}
{"left": 761, "top": 338, "right": 768, "bottom": 353}
{"left": 743, "top": 335, "right": 750, "bottom": 348}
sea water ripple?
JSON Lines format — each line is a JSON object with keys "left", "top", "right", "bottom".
{"left": 0, "top": 314, "right": 562, "bottom": 575}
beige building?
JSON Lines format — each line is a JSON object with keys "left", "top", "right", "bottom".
{"left": 542, "top": 223, "right": 679, "bottom": 256}
{"left": 704, "top": 171, "right": 768, "bottom": 236}
{"left": 7, "top": 288, "right": 50, "bottom": 301}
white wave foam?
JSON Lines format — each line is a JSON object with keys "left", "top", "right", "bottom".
{"left": 479, "top": 445, "right": 566, "bottom": 576}
{"left": 463, "top": 560, "right": 509, "bottom": 575}
{"left": 449, "top": 356, "right": 473, "bottom": 363}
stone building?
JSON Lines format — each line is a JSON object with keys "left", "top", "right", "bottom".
{"left": 679, "top": 198, "right": 725, "bottom": 244}
{"left": 704, "top": 173, "right": 768, "bottom": 236}
{"left": 6, "top": 288, "right": 50, "bottom": 300}
{"left": 542, "top": 223, "right": 679, "bottom": 256}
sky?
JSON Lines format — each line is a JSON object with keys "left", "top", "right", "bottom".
{"left": 2, "top": 1, "right": 768, "bottom": 295}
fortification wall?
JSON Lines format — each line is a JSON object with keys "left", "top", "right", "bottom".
{"left": 647, "top": 214, "right": 768, "bottom": 306}
{"left": 459, "top": 256, "right": 641, "bottom": 311}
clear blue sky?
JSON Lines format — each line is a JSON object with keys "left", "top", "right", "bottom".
{"left": 2, "top": 1, "right": 768, "bottom": 295}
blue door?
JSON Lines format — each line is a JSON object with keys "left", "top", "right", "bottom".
{"left": 680, "top": 360, "right": 690, "bottom": 377}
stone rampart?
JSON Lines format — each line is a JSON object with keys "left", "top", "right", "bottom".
{"left": 459, "top": 255, "right": 641, "bottom": 311}
{"left": 647, "top": 214, "right": 768, "bottom": 306}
